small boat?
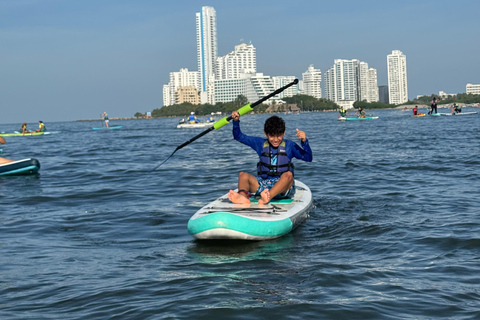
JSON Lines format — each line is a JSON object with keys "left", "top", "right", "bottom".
{"left": 440, "top": 112, "right": 477, "bottom": 116}
{"left": 176, "top": 122, "right": 214, "bottom": 129}
{"left": 92, "top": 126, "right": 123, "bottom": 130}
{"left": 187, "top": 180, "right": 313, "bottom": 240}
{"left": 338, "top": 116, "right": 379, "bottom": 121}
{"left": 0, "top": 158, "right": 40, "bottom": 176}
{"left": 1, "top": 131, "right": 60, "bottom": 137}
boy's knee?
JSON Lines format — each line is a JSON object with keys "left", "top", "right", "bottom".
{"left": 281, "top": 171, "right": 293, "bottom": 181}
{"left": 239, "top": 171, "right": 249, "bottom": 179}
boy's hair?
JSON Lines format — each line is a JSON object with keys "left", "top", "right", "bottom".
{"left": 264, "top": 116, "right": 286, "bottom": 136}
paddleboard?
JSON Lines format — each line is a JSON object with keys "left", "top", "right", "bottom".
{"left": 1, "top": 131, "right": 60, "bottom": 137}
{"left": 187, "top": 180, "right": 314, "bottom": 240}
{"left": 428, "top": 113, "right": 441, "bottom": 116}
{"left": 411, "top": 114, "right": 426, "bottom": 117}
{"left": 92, "top": 126, "right": 123, "bottom": 130}
{"left": 177, "top": 122, "right": 214, "bottom": 129}
{"left": 338, "top": 116, "right": 379, "bottom": 121}
{"left": 440, "top": 112, "right": 477, "bottom": 116}
{"left": 0, "top": 158, "right": 40, "bottom": 176}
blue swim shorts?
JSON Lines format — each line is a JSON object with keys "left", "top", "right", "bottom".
{"left": 255, "top": 176, "right": 295, "bottom": 199}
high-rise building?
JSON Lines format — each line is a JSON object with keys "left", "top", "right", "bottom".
{"left": 378, "top": 85, "right": 389, "bottom": 104}
{"left": 466, "top": 83, "right": 480, "bottom": 95}
{"left": 301, "top": 65, "right": 322, "bottom": 99}
{"left": 324, "top": 59, "right": 378, "bottom": 105}
{"left": 163, "top": 68, "right": 199, "bottom": 106}
{"left": 213, "top": 73, "right": 278, "bottom": 105}
{"left": 387, "top": 50, "right": 408, "bottom": 104}
{"left": 196, "top": 6, "right": 218, "bottom": 103}
{"left": 366, "top": 67, "right": 379, "bottom": 103}
{"left": 324, "top": 59, "right": 358, "bottom": 103}
{"left": 272, "top": 76, "right": 298, "bottom": 99}
{"left": 216, "top": 43, "right": 256, "bottom": 80}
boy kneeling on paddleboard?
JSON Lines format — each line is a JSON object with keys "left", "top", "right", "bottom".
{"left": 228, "top": 111, "right": 313, "bottom": 205}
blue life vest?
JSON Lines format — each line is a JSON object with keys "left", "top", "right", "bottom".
{"left": 257, "top": 140, "right": 294, "bottom": 179}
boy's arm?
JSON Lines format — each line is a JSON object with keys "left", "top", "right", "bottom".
{"left": 290, "top": 139, "right": 313, "bottom": 162}
{"left": 232, "top": 120, "right": 264, "bottom": 155}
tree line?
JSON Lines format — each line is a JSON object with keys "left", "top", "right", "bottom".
{"left": 134, "top": 92, "right": 480, "bottom": 118}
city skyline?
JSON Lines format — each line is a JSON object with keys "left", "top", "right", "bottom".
{"left": 1, "top": 0, "right": 480, "bottom": 124}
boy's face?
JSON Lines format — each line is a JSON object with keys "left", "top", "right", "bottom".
{"left": 265, "top": 132, "right": 284, "bottom": 148}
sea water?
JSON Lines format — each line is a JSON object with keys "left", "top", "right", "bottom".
{"left": 1, "top": 109, "right": 479, "bottom": 319}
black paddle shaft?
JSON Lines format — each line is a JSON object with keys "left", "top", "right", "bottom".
{"left": 151, "top": 78, "right": 299, "bottom": 171}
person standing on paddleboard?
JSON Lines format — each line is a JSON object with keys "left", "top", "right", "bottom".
{"left": 103, "top": 112, "right": 109, "bottom": 129}
{"left": 228, "top": 111, "right": 313, "bottom": 205}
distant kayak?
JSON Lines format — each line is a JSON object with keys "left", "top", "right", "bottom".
{"left": 338, "top": 116, "right": 379, "bottom": 121}
{"left": 1, "top": 131, "right": 60, "bottom": 137}
{"left": 92, "top": 126, "right": 123, "bottom": 130}
{"left": 440, "top": 112, "right": 477, "bottom": 116}
{"left": 411, "top": 114, "right": 426, "bottom": 117}
{"left": 0, "top": 158, "right": 40, "bottom": 176}
{"left": 177, "top": 122, "right": 214, "bottom": 129}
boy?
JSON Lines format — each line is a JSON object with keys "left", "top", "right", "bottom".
{"left": 228, "top": 111, "right": 313, "bottom": 205}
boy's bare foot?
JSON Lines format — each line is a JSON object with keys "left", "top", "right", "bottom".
{"left": 228, "top": 190, "right": 250, "bottom": 204}
{"left": 258, "top": 189, "right": 270, "bottom": 205}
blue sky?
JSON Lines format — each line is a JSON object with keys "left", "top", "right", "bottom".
{"left": 1, "top": 0, "right": 479, "bottom": 124}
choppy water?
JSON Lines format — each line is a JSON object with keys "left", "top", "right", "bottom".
{"left": 1, "top": 109, "right": 479, "bottom": 319}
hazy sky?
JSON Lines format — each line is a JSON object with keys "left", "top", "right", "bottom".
{"left": 1, "top": 0, "right": 479, "bottom": 124}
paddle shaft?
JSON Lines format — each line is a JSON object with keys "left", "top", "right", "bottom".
{"left": 151, "top": 79, "right": 299, "bottom": 171}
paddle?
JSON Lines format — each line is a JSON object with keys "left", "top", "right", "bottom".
{"left": 151, "top": 79, "right": 299, "bottom": 171}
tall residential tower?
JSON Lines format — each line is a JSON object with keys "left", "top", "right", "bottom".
{"left": 196, "top": 6, "right": 218, "bottom": 104}
{"left": 387, "top": 50, "right": 408, "bottom": 104}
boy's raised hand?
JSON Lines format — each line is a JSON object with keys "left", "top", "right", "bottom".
{"left": 231, "top": 111, "right": 240, "bottom": 121}
{"left": 296, "top": 128, "right": 306, "bottom": 143}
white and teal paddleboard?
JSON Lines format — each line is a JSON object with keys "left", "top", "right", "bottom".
{"left": 187, "top": 180, "right": 314, "bottom": 240}
{"left": 439, "top": 112, "right": 477, "bottom": 116}
{"left": 92, "top": 126, "right": 123, "bottom": 130}
{"left": 338, "top": 116, "right": 379, "bottom": 121}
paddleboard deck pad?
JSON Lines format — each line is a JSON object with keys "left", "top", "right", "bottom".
{"left": 187, "top": 180, "right": 313, "bottom": 240}
{"left": 0, "top": 158, "right": 40, "bottom": 176}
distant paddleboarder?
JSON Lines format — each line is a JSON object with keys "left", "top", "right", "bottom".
{"left": 103, "top": 112, "right": 109, "bottom": 128}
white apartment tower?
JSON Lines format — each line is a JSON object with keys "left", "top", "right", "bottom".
{"left": 196, "top": 6, "right": 218, "bottom": 103}
{"left": 387, "top": 50, "right": 408, "bottom": 104}
{"left": 163, "top": 68, "right": 200, "bottom": 106}
{"left": 216, "top": 43, "right": 257, "bottom": 80}
{"left": 324, "top": 59, "right": 358, "bottom": 102}
{"left": 324, "top": 59, "right": 378, "bottom": 104}
{"left": 272, "top": 76, "right": 298, "bottom": 98}
{"left": 302, "top": 65, "right": 322, "bottom": 99}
